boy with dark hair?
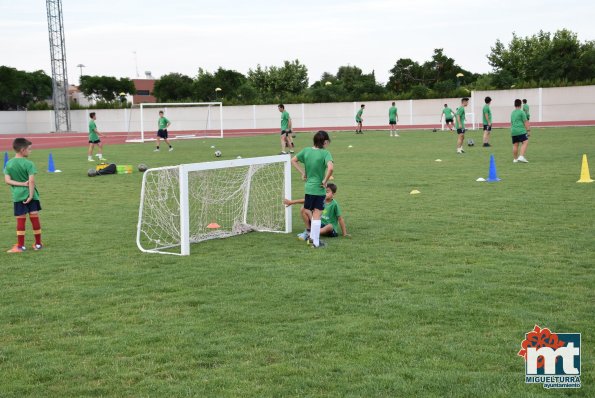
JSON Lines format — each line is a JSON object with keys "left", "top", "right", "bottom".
{"left": 278, "top": 104, "right": 295, "bottom": 154}
{"left": 291, "top": 131, "right": 333, "bottom": 248}
{"left": 522, "top": 99, "right": 530, "bottom": 120}
{"left": 511, "top": 99, "right": 531, "bottom": 163}
{"left": 482, "top": 96, "right": 493, "bottom": 147}
{"left": 455, "top": 98, "right": 469, "bottom": 154}
{"left": 155, "top": 110, "right": 173, "bottom": 152}
{"left": 388, "top": 102, "right": 399, "bottom": 137}
{"left": 88, "top": 112, "right": 106, "bottom": 161}
{"left": 355, "top": 104, "right": 365, "bottom": 134}
{"left": 441, "top": 104, "right": 455, "bottom": 131}
{"left": 4, "top": 138, "right": 43, "bottom": 253}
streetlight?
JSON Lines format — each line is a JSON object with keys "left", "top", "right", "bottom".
{"left": 456, "top": 72, "right": 464, "bottom": 88}
{"left": 215, "top": 87, "right": 222, "bottom": 100}
{"left": 76, "top": 64, "right": 85, "bottom": 82}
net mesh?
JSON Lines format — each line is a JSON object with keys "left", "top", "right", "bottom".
{"left": 138, "top": 161, "right": 286, "bottom": 254}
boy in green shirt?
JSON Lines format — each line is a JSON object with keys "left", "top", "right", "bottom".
{"left": 441, "top": 104, "right": 455, "bottom": 131}
{"left": 522, "top": 99, "right": 530, "bottom": 120}
{"left": 455, "top": 97, "right": 469, "bottom": 154}
{"left": 511, "top": 99, "right": 531, "bottom": 163}
{"left": 291, "top": 131, "right": 333, "bottom": 248}
{"left": 278, "top": 104, "right": 294, "bottom": 154}
{"left": 155, "top": 111, "right": 173, "bottom": 152}
{"left": 4, "top": 138, "right": 43, "bottom": 252}
{"left": 87, "top": 112, "right": 106, "bottom": 161}
{"left": 355, "top": 104, "right": 365, "bottom": 134}
{"left": 482, "top": 96, "right": 493, "bottom": 147}
{"left": 388, "top": 102, "right": 399, "bottom": 137}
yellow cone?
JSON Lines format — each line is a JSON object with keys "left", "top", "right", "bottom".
{"left": 410, "top": 190, "right": 421, "bottom": 195}
{"left": 577, "top": 154, "right": 594, "bottom": 183}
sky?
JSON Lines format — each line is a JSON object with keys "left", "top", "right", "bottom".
{"left": 1, "top": 0, "right": 595, "bottom": 86}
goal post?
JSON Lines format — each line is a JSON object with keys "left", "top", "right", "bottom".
{"left": 137, "top": 155, "right": 292, "bottom": 255}
{"left": 126, "top": 102, "right": 223, "bottom": 143}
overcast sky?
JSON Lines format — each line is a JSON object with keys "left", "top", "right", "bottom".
{"left": 1, "top": 0, "right": 594, "bottom": 86}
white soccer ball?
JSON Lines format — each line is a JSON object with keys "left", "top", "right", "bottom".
{"left": 215, "top": 150, "right": 222, "bottom": 157}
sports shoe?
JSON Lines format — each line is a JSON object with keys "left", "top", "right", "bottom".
{"left": 95, "top": 153, "right": 101, "bottom": 157}
{"left": 311, "top": 240, "right": 327, "bottom": 249}
{"left": 297, "top": 230, "right": 309, "bottom": 241}
{"left": 513, "top": 159, "right": 519, "bottom": 163}
{"left": 169, "top": 147, "right": 174, "bottom": 152}
{"left": 483, "top": 143, "right": 491, "bottom": 147}
{"left": 280, "top": 151, "right": 287, "bottom": 155}
{"left": 32, "top": 243, "right": 43, "bottom": 251}
{"left": 99, "top": 157, "right": 107, "bottom": 161}
{"left": 457, "top": 148, "right": 464, "bottom": 154}
{"left": 289, "top": 150, "right": 295, "bottom": 154}
{"left": 88, "top": 157, "right": 94, "bottom": 162}
{"left": 394, "top": 133, "right": 400, "bottom": 137}
{"left": 154, "top": 149, "right": 160, "bottom": 152}
{"left": 7, "top": 244, "right": 25, "bottom": 253}
{"left": 517, "top": 156, "right": 529, "bottom": 163}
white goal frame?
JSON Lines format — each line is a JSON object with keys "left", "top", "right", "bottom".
{"left": 136, "top": 155, "right": 292, "bottom": 255}
{"left": 126, "top": 102, "right": 223, "bottom": 143}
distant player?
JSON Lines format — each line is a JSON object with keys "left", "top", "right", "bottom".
{"left": 4, "top": 138, "right": 43, "bottom": 253}
{"left": 441, "top": 104, "right": 455, "bottom": 131}
{"left": 278, "top": 104, "right": 294, "bottom": 154}
{"left": 155, "top": 110, "right": 173, "bottom": 152}
{"left": 455, "top": 98, "right": 469, "bottom": 154}
{"left": 291, "top": 131, "right": 333, "bottom": 248}
{"left": 482, "top": 96, "right": 493, "bottom": 147}
{"left": 388, "top": 102, "right": 399, "bottom": 137}
{"left": 522, "top": 99, "right": 530, "bottom": 120}
{"left": 355, "top": 104, "right": 365, "bottom": 134}
{"left": 511, "top": 99, "right": 531, "bottom": 163}
{"left": 87, "top": 112, "right": 106, "bottom": 161}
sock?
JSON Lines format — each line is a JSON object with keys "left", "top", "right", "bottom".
{"left": 30, "top": 214, "right": 42, "bottom": 245}
{"left": 98, "top": 153, "right": 102, "bottom": 158}
{"left": 169, "top": 145, "right": 172, "bottom": 148}
{"left": 311, "top": 220, "right": 321, "bottom": 247}
{"left": 156, "top": 146, "right": 160, "bottom": 150}
{"left": 16, "top": 216, "right": 26, "bottom": 247}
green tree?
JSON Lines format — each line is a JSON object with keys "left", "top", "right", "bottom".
{"left": 153, "top": 73, "right": 193, "bottom": 102}
{"left": 79, "top": 75, "right": 135, "bottom": 102}
{"left": 193, "top": 67, "right": 247, "bottom": 101}
{"left": 0, "top": 67, "right": 52, "bottom": 110}
{"left": 248, "top": 60, "right": 309, "bottom": 101}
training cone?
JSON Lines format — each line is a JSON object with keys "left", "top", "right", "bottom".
{"left": 47, "top": 152, "right": 56, "bottom": 172}
{"left": 577, "top": 154, "right": 593, "bottom": 183}
{"left": 486, "top": 154, "right": 500, "bottom": 182}
{"left": 207, "top": 222, "right": 221, "bottom": 229}
{"left": 3, "top": 151, "right": 8, "bottom": 169}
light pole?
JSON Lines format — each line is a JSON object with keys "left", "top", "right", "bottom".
{"left": 456, "top": 73, "right": 464, "bottom": 88}
{"left": 76, "top": 63, "right": 85, "bottom": 82}
{"left": 215, "top": 87, "right": 222, "bottom": 101}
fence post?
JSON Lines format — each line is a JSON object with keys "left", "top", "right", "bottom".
{"left": 538, "top": 87, "right": 543, "bottom": 122}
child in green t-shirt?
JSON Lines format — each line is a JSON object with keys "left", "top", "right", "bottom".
{"left": 455, "top": 97, "right": 469, "bottom": 154}
{"left": 511, "top": 99, "right": 531, "bottom": 163}
{"left": 441, "top": 104, "right": 455, "bottom": 131}
{"left": 3, "top": 138, "right": 43, "bottom": 253}
{"left": 355, "top": 104, "right": 365, "bottom": 134}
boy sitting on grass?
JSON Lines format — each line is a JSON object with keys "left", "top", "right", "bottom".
{"left": 284, "top": 182, "right": 349, "bottom": 240}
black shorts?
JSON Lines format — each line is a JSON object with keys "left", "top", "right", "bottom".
{"left": 389, "top": 120, "right": 397, "bottom": 125}
{"left": 321, "top": 223, "right": 339, "bottom": 237}
{"left": 281, "top": 130, "right": 292, "bottom": 136}
{"left": 157, "top": 129, "right": 168, "bottom": 139}
{"left": 14, "top": 199, "right": 42, "bottom": 216}
{"left": 303, "top": 194, "right": 325, "bottom": 211}
{"left": 526, "top": 115, "right": 531, "bottom": 121}
{"left": 483, "top": 125, "right": 492, "bottom": 132}
{"left": 512, "top": 134, "right": 528, "bottom": 144}
{"left": 445, "top": 118, "right": 454, "bottom": 124}
{"left": 457, "top": 128, "right": 466, "bottom": 134}
{"left": 89, "top": 139, "right": 101, "bottom": 144}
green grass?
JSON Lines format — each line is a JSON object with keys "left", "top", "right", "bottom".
{"left": 1, "top": 127, "right": 593, "bottom": 397}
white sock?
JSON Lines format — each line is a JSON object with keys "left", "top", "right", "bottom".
{"left": 98, "top": 153, "right": 102, "bottom": 158}
{"left": 311, "top": 219, "right": 321, "bottom": 247}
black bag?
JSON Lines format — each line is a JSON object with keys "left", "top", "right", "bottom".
{"left": 96, "top": 163, "right": 117, "bottom": 175}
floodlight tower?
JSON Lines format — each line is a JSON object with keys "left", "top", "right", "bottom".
{"left": 46, "top": 0, "right": 71, "bottom": 132}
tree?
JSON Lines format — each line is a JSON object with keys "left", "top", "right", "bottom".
{"left": 153, "top": 73, "right": 193, "bottom": 102}
{"left": 248, "top": 60, "right": 309, "bottom": 101}
{"left": 0, "top": 67, "right": 52, "bottom": 110}
{"left": 79, "top": 75, "right": 135, "bottom": 102}
{"left": 193, "top": 67, "right": 247, "bottom": 101}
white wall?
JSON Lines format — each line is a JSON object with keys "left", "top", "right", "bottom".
{"left": 2, "top": 86, "right": 595, "bottom": 135}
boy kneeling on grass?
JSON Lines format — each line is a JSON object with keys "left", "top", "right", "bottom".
{"left": 284, "top": 182, "right": 349, "bottom": 241}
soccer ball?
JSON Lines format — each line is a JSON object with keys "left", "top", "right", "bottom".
{"left": 87, "top": 168, "right": 97, "bottom": 177}
{"left": 467, "top": 139, "right": 475, "bottom": 147}
{"left": 215, "top": 150, "right": 222, "bottom": 157}
{"left": 138, "top": 164, "right": 148, "bottom": 172}
{"left": 432, "top": 128, "right": 437, "bottom": 132}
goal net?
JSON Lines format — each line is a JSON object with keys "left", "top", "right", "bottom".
{"left": 126, "top": 102, "right": 223, "bottom": 143}
{"left": 136, "top": 155, "right": 292, "bottom": 255}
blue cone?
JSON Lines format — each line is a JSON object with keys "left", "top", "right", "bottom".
{"left": 3, "top": 151, "right": 8, "bottom": 170}
{"left": 47, "top": 152, "right": 56, "bottom": 173}
{"left": 487, "top": 154, "right": 500, "bottom": 182}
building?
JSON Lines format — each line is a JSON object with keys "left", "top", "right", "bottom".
{"left": 132, "top": 72, "right": 157, "bottom": 104}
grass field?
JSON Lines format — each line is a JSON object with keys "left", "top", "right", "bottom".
{"left": 0, "top": 127, "right": 593, "bottom": 397}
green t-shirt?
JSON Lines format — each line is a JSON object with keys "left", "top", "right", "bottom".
{"left": 482, "top": 104, "right": 492, "bottom": 125}
{"left": 443, "top": 107, "right": 454, "bottom": 119}
{"left": 522, "top": 104, "right": 530, "bottom": 117}
{"left": 3, "top": 157, "right": 40, "bottom": 202}
{"left": 511, "top": 109, "right": 528, "bottom": 136}
{"left": 88, "top": 119, "right": 99, "bottom": 141}
{"left": 280, "top": 111, "right": 290, "bottom": 131}
{"left": 321, "top": 199, "right": 342, "bottom": 232}
{"left": 355, "top": 108, "right": 364, "bottom": 122}
{"left": 296, "top": 147, "right": 333, "bottom": 196}
{"left": 158, "top": 116, "right": 170, "bottom": 130}
{"left": 389, "top": 106, "right": 398, "bottom": 122}
{"left": 455, "top": 106, "right": 466, "bottom": 129}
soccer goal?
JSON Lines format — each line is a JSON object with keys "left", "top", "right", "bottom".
{"left": 126, "top": 102, "right": 223, "bottom": 143}
{"left": 136, "top": 155, "right": 292, "bottom": 255}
